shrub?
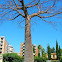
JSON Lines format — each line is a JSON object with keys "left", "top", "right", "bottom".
{"left": 3, "top": 53, "right": 23, "bottom": 62}
{"left": 34, "top": 56, "right": 48, "bottom": 62}
{"left": 60, "top": 56, "right": 62, "bottom": 62}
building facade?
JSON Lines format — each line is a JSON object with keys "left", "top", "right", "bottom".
{"left": 0, "top": 36, "right": 14, "bottom": 54}
{"left": 46, "top": 53, "right": 57, "bottom": 60}
{"left": 7, "top": 45, "right": 14, "bottom": 53}
{"left": 0, "top": 36, "right": 9, "bottom": 54}
{"left": 51, "top": 53, "right": 57, "bottom": 60}
{"left": 20, "top": 43, "right": 38, "bottom": 57}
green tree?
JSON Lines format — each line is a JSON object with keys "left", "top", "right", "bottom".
{"left": 47, "top": 45, "right": 51, "bottom": 60}
{"left": 58, "top": 45, "right": 61, "bottom": 60}
{"left": 60, "top": 56, "right": 62, "bottom": 62}
{"left": 61, "top": 49, "right": 62, "bottom": 56}
{"left": 3, "top": 53, "right": 23, "bottom": 62}
{"left": 32, "top": 45, "right": 36, "bottom": 53}
{"left": 51, "top": 47, "right": 55, "bottom": 53}
{"left": 42, "top": 48, "right": 45, "bottom": 56}
{"left": 38, "top": 45, "right": 42, "bottom": 57}
{"left": 56, "top": 40, "right": 58, "bottom": 59}
{"left": 0, "top": 0, "right": 62, "bottom": 62}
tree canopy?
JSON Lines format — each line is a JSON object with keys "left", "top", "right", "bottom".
{"left": 0, "top": 0, "right": 62, "bottom": 24}
{"left": 3, "top": 53, "right": 23, "bottom": 62}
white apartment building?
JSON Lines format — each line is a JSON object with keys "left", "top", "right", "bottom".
{"left": 0, "top": 36, "right": 14, "bottom": 54}
{"left": 0, "top": 36, "right": 9, "bottom": 54}
{"left": 7, "top": 45, "right": 14, "bottom": 53}
{"left": 0, "top": 36, "right": 14, "bottom": 62}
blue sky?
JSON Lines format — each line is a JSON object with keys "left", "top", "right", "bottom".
{"left": 0, "top": 18, "right": 62, "bottom": 53}
{"left": 0, "top": 0, "right": 62, "bottom": 53}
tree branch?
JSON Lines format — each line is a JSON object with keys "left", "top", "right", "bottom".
{"left": 14, "top": 8, "right": 25, "bottom": 17}
{"left": 13, "top": 0, "right": 22, "bottom": 9}
{"left": 13, "top": 0, "right": 17, "bottom": 6}
{"left": 9, "top": 14, "right": 20, "bottom": 20}
{"left": 30, "top": 11, "right": 46, "bottom": 18}
{"left": 26, "top": 0, "right": 35, "bottom": 6}
{"left": 30, "top": 0, "right": 58, "bottom": 18}
{"left": 37, "top": 12, "right": 62, "bottom": 18}
{"left": 26, "top": 0, "right": 40, "bottom": 8}
{"left": 44, "top": 0, "right": 56, "bottom": 12}
{"left": 0, "top": 5, "right": 25, "bottom": 18}
{"left": 1, "top": 10, "right": 14, "bottom": 16}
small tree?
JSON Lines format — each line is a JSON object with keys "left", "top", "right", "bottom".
{"left": 51, "top": 47, "right": 55, "bottom": 53}
{"left": 58, "top": 45, "right": 61, "bottom": 60}
{"left": 47, "top": 45, "right": 51, "bottom": 60}
{"left": 32, "top": 45, "right": 36, "bottom": 54}
{"left": 3, "top": 53, "right": 23, "bottom": 62}
{"left": 38, "top": 45, "right": 42, "bottom": 57}
{"left": 56, "top": 40, "right": 58, "bottom": 59}
{"left": 42, "top": 48, "right": 45, "bottom": 57}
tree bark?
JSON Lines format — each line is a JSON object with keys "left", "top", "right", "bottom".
{"left": 24, "top": 15, "right": 34, "bottom": 62}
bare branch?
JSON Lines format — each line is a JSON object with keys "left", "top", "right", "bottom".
{"left": 30, "top": 0, "right": 58, "bottom": 18}
{"left": 18, "top": 19, "right": 25, "bottom": 28}
{"left": 18, "top": 19, "right": 25, "bottom": 24}
{"left": 45, "top": 0, "right": 56, "bottom": 12}
{"left": 0, "top": 4, "right": 25, "bottom": 18}
{"left": 2, "top": 10, "right": 14, "bottom": 16}
{"left": 37, "top": 12, "right": 62, "bottom": 18}
{"left": 9, "top": 14, "right": 20, "bottom": 20}
{"left": 30, "top": 11, "right": 46, "bottom": 18}
{"left": 14, "top": 8, "right": 25, "bottom": 17}
{"left": 13, "top": 0, "right": 17, "bottom": 6}
{"left": 13, "top": 0, "right": 22, "bottom": 9}
{"left": 26, "top": 0, "right": 40, "bottom": 8}
{"left": 0, "top": 0, "right": 62, "bottom": 24}
{"left": 26, "top": 0, "right": 35, "bottom": 6}
{"left": 36, "top": 16, "right": 52, "bottom": 23}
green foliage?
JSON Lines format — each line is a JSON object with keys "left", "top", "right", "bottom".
{"left": 38, "top": 53, "right": 40, "bottom": 57}
{"left": 61, "top": 49, "right": 62, "bottom": 56}
{"left": 47, "top": 45, "right": 51, "bottom": 60}
{"left": 60, "top": 56, "right": 62, "bottom": 62}
{"left": 38, "top": 45, "right": 42, "bottom": 50}
{"left": 33, "top": 46, "right": 35, "bottom": 53}
{"left": 50, "top": 60, "right": 59, "bottom": 62}
{"left": 56, "top": 40, "right": 58, "bottom": 59}
{"left": 42, "top": 48, "right": 45, "bottom": 56}
{"left": 3, "top": 53, "right": 48, "bottom": 62}
{"left": 42, "top": 53, "right": 47, "bottom": 58}
{"left": 51, "top": 47, "right": 55, "bottom": 53}
{"left": 58, "top": 46, "right": 61, "bottom": 60}
{"left": 3, "top": 53, "right": 23, "bottom": 62}
{"left": 38, "top": 45, "right": 42, "bottom": 57}
{"left": 34, "top": 56, "right": 48, "bottom": 62}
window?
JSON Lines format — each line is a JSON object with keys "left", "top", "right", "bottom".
{"left": 0, "top": 52, "right": 2, "bottom": 54}
{"left": 1, "top": 45, "right": 2, "bottom": 46}
{"left": 0, "top": 48, "right": 2, "bottom": 50}
{"left": 10, "top": 51, "right": 12, "bottom": 52}
{"left": 1, "top": 41, "right": 3, "bottom": 43}
{"left": 1, "top": 38, "right": 3, "bottom": 40}
{"left": 23, "top": 55, "right": 24, "bottom": 56}
{"left": 23, "top": 49, "right": 25, "bottom": 50}
{"left": 53, "top": 55, "right": 55, "bottom": 58}
{"left": 23, "top": 52, "right": 24, "bottom": 53}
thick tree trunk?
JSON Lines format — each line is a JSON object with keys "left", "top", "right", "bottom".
{"left": 24, "top": 15, "right": 34, "bottom": 62}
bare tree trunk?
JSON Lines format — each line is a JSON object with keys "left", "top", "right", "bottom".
{"left": 24, "top": 15, "right": 34, "bottom": 62}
